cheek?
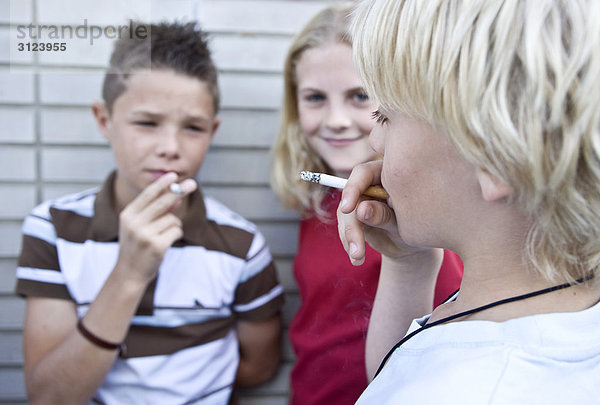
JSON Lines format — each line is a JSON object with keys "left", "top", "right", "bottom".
{"left": 356, "top": 109, "right": 376, "bottom": 134}
{"left": 297, "top": 106, "right": 322, "bottom": 136}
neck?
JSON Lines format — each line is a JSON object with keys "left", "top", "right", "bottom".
{"left": 431, "top": 260, "right": 600, "bottom": 323}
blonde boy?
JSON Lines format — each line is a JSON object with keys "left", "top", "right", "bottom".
{"left": 339, "top": 1, "right": 600, "bottom": 403}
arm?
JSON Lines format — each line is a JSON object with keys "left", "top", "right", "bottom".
{"left": 337, "top": 160, "right": 442, "bottom": 380}
{"left": 365, "top": 253, "right": 442, "bottom": 380}
{"left": 235, "top": 314, "right": 282, "bottom": 387}
{"left": 23, "top": 173, "right": 196, "bottom": 404}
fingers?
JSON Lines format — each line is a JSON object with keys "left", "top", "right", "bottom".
{"left": 340, "top": 160, "right": 384, "bottom": 214}
{"left": 126, "top": 172, "right": 178, "bottom": 214}
{"left": 116, "top": 174, "right": 194, "bottom": 282}
{"left": 337, "top": 202, "right": 367, "bottom": 266}
{"left": 124, "top": 174, "right": 197, "bottom": 224}
{"left": 355, "top": 199, "right": 397, "bottom": 234}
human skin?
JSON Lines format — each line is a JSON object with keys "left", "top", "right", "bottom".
{"left": 296, "top": 42, "right": 378, "bottom": 178}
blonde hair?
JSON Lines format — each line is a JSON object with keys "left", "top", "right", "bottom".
{"left": 270, "top": 2, "right": 355, "bottom": 218}
{"left": 352, "top": 0, "right": 600, "bottom": 283}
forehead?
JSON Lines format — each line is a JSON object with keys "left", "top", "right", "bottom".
{"left": 295, "top": 43, "right": 363, "bottom": 90}
{"left": 116, "top": 69, "right": 216, "bottom": 117}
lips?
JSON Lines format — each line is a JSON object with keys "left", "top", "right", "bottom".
{"left": 318, "top": 134, "right": 367, "bottom": 147}
{"left": 146, "top": 169, "right": 181, "bottom": 180}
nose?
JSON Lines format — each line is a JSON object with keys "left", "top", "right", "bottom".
{"left": 155, "top": 127, "right": 180, "bottom": 159}
{"left": 325, "top": 102, "right": 352, "bottom": 132}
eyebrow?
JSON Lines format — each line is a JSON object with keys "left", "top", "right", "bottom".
{"left": 298, "top": 86, "right": 366, "bottom": 94}
{"left": 345, "top": 87, "right": 367, "bottom": 94}
{"left": 130, "top": 110, "right": 212, "bottom": 123}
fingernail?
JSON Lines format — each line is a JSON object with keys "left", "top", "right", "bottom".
{"left": 363, "top": 206, "right": 372, "bottom": 220}
{"left": 169, "top": 183, "right": 185, "bottom": 194}
{"left": 349, "top": 243, "right": 358, "bottom": 257}
{"left": 340, "top": 199, "right": 348, "bottom": 211}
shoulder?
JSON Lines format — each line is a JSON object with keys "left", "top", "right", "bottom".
{"left": 31, "top": 188, "right": 98, "bottom": 218}
{"left": 23, "top": 188, "right": 99, "bottom": 238}
{"left": 204, "top": 196, "right": 259, "bottom": 234}
{"left": 202, "top": 196, "right": 268, "bottom": 260}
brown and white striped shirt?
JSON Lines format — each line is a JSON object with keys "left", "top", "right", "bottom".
{"left": 16, "top": 172, "right": 284, "bottom": 404}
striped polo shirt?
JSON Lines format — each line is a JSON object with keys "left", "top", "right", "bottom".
{"left": 16, "top": 172, "right": 284, "bottom": 404}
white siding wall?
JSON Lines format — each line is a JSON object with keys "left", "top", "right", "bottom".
{"left": 0, "top": 0, "right": 334, "bottom": 403}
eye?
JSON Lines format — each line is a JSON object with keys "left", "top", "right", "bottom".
{"left": 371, "top": 109, "right": 389, "bottom": 125}
{"left": 303, "top": 93, "right": 325, "bottom": 103}
{"left": 353, "top": 91, "right": 369, "bottom": 102}
{"left": 187, "top": 125, "right": 205, "bottom": 132}
{"left": 134, "top": 121, "right": 156, "bottom": 127}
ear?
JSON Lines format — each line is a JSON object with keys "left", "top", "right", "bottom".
{"left": 476, "top": 168, "right": 512, "bottom": 202}
{"left": 91, "top": 102, "right": 112, "bottom": 142}
{"left": 209, "top": 116, "right": 221, "bottom": 139}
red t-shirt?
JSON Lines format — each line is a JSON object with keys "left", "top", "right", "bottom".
{"left": 289, "top": 191, "right": 463, "bottom": 405}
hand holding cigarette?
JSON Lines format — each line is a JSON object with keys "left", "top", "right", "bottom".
{"left": 300, "top": 170, "right": 388, "bottom": 200}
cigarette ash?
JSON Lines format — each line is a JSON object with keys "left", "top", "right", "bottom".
{"left": 300, "top": 170, "right": 321, "bottom": 183}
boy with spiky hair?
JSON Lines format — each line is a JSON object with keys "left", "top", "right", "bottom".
{"left": 16, "top": 22, "right": 283, "bottom": 404}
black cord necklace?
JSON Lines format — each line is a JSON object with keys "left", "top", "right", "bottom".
{"left": 374, "top": 273, "right": 594, "bottom": 378}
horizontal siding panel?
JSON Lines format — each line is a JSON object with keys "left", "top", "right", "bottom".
{"left": 214, "top": 109, "right": 279, "bottom": 148}
{"left": 196, "top": 0, "right": 328, "bottom": 34}
{"left": 0, "top": 222, "right": 25, "bottom": 258}
{"left": 202, "top": 186, "right": 297, "bottom": 221}
{"left": 212, "top": 35, "right": 290, "bottom": 73}
{"left": 39, "top": 71, "right": 104, "bottom": 106}
{"left": 37, "top": 36, "right": 114, "bottom": 68}
{"left": 199, "top": 149, "right": 271, "bottom": 185}
{"left": 0, "top": 147, "right": 36, "bottom": 181}
{"left": 0, "top": 69, "right": 34, "bottom": 104}
{"left": 41, "top": 182, "right": 103, "bottom": 202}
{"left": 2, "top": 27, "right": 35, "bottom": 65}
{"left": 0, "top": 368, "right": 25, "bottom": 401}
{"left": 0, "top": 331, "right": 23, "bottom": 365}
{"left": 1, "top": 0, "right": 32, "bottom": 24}
{"left": 281, "top": 291, "right": 299, "bottom": 327}
{"left": 37, "top": 0, "right": 154, "bottom": 26}
{"left": 0, "top": 107, "right": 35, "bottom": 143}
{"left": 273, "top": 258, "right": 295, "bottom": 293}
{"left": 256, "top": 222, "right": 298, "bottom": 257}
{"left": 42, "top": 147, "right": 113, "bottom": 182}
{"left": 36, "top": 0, "right": 195, "bottom": 25}
{"left": 0, "top": 185, "right": 36, "bottom": 219}
{"left": 220, "top": 72, "right": 282, "bottom": 110}
{"left": 41, "top": 108, "right": 104, "bottom": 144}
{"left": 0, "top": 296, "right": 25, "bottom": 329}
{"left": 282, "top": 327, "right": 295, "bottom": 362}
{"left": 0, "top": 259, "right": 17, "bottom": 294}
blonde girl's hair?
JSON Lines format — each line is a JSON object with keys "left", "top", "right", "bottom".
{"left": 352, "top": 0, "right": 600, "bottom": 284}
{"left": 270, "top": 2, "right": 355, "bottom": 219}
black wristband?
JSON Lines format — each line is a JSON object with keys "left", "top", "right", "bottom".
{"left": 76, "top": 318, "right": 126, "bottom": 356}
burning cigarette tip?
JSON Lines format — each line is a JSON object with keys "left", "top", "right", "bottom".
{"left": 300, "top": 170, "right": 321, "bottom": 184}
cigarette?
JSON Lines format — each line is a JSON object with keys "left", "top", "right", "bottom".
{"left": 169, "top": 183, "right": 185, "bottom": 194}
{"left": 300, "top": 170, "right": 388, "bottom": 200}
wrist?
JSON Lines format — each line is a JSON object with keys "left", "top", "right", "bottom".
{"left": 77, "top": 318, "right": 126, "bottom": 356}
{"left": 111, "top": 260, "right": 157, "bottom": 290}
